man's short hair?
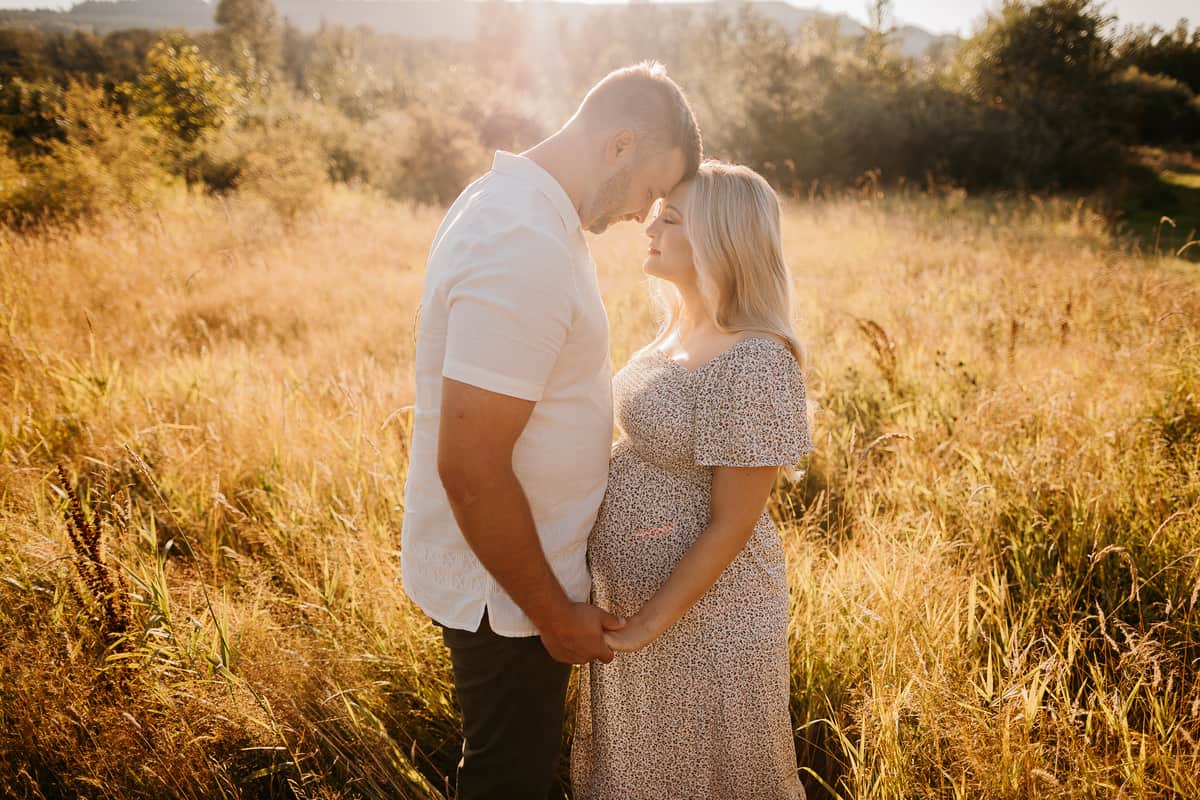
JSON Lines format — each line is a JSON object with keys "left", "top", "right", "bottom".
{"left": 575, "top": 61, "right": 703, "bottom": 179}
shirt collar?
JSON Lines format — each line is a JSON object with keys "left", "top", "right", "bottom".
{"left": 491, "top": 150, "right": 582, "bottom": 234}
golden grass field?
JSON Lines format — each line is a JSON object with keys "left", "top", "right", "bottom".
{"left": 1, "top": 184, "right": 1198, "bottom": 799}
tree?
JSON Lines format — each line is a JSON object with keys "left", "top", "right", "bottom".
{"left": 956, "top": 0, "right": 1124, "bottom": 188}
{"left": 0, "top": 28, "right": 48, "bottom": 83}
{"left": 863, "top": 0, "right": 896, "bottom": 69}
{"left": 130, "top": 37, "right": 243, "bottom": 180}
{"left": 1119, "top": 21, "right": 1200, "bottom": 94}
{"left": 214, "top": 0, "right": 281, "bottom": 90}
{"left": 961, "top": 0, "right": 1116, "bottom": 110}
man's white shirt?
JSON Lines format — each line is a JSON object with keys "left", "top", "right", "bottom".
{"left": 400, "top": 151, "right": 614, "bottom": 637}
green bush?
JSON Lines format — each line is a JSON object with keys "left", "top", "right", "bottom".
{"left": 954, "top": 0, "right": 1126, "bottom": 189}
{"left": 0, "top": 81, "right": 173, "bottom": 228}
{"left": 1113, "top": 66, "right": 1200, "bottom": 147}
{"left": 237, "top": 127, "right": 328, "bottom": 221}
{"left": 130, "top": 38, "right": 244, "bottom": 151}
{"left": 0, "top": 78, "right": 67, "bottom": 158}
{"left": 1119, "top": 22, "right": 1200, "bottom": 94}
{"left": 380, "top": 105, "right": 489, "bottom": 206}
{"left": 192, "top": 99, "right": 329, "bottom": 220}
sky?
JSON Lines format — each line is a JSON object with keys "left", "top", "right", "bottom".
{"left": 808, "top": 0, "right": 1195, "bottom": 35}
{"left": 0, "top": 0, "right": 1193, "bottom": 37}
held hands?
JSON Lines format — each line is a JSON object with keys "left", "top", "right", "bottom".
{"left": 539, "top": 602, "right": 626, "bottom": 664}
{"left": 602, "top": 613, "right": 659, "bottom": 653}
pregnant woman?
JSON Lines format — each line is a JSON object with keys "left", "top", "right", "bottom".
{"left": 570, "top": 161, "right": 813, "bottom": 799}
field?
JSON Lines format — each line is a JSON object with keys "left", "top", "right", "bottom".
{"left": 1, "top": 185, "right": 1199, "bottom": 799}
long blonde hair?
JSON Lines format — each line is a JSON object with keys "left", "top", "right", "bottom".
{"left": 646, "top": 160, "right": 806, "bottom": 367}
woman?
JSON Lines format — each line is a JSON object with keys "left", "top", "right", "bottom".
{"left": 570, "top": 161, "right": 812, "bottom": 800}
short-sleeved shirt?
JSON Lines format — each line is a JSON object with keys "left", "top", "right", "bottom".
{"left": 400, "top": 151, "right": 614, "bottom": 637}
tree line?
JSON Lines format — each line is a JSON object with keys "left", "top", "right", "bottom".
{"left": 0, "top": 0, "right": 1197, "bottom": 227}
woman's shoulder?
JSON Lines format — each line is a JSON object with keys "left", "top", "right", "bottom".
{"left": 722, "top": 334, "right": 798, "bottom": 370}
{"left": 696, "top": 336, "right": 801, "bottom": 400}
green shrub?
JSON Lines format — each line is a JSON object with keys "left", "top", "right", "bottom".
{"left": 192, "top": 100, "right": 329, "bottom": 220}
{"left": 0, "top": 78, "right": 66, "bottom": 158}
{"left": 1119, "top": 22, "right": 1200, "bottom": 94}
{"left": 1113, "top": 66, "right": 1200, "bottom": 147}
{"left": 0, "top": 81, "right": 173, "bottom": 228}
{"left": 237, "top": 126, "right": 328, "bottom": 221}
{"left": 130, "top": 38, "right": 244, "bottom": 151}
{"left": 380, "top": 105, "right": 489, "bottom": 206}
{"left": 953, "top": 0, "right": 1126, "bottom": 189}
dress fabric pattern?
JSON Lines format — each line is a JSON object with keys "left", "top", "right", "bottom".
{"left": 570, "top": 337, "right": 812, "bottom": 800}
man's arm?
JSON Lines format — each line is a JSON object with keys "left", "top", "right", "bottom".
{"left": 437, "top": 377, "right": 623, "bottom": 664}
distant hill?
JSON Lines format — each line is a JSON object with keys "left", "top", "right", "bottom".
{"left": 0, "top": 0, "right": 959, "bottom": 58}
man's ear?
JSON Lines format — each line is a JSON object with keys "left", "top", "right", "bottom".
{"left": 608, "top": 128, "right": 636, "bottom": 164}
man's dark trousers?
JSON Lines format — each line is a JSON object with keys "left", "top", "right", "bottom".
{"left": 440, "top": 610, "right": 572, "bottom": 800}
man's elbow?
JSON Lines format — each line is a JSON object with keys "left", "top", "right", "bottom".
{"left": 438, "top": 447, "right": 508, "bottom": 507}
{"left": 437, "top": 450, "right": 475, "bottom": 505}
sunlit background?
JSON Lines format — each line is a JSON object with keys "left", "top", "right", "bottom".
{"left": 0, "top": 0, "right": 1196, "bottom": 33}
{"left": 0, "top": 0, "right": 1198, "bottom": 798}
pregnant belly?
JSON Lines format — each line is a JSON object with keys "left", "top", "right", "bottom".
{"left": 587, "top": 450, "right": 711, "bottom": 613}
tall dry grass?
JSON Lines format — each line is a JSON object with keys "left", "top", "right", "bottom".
{"left": 1, "top": 183, "right": 1197, "bottom": 799}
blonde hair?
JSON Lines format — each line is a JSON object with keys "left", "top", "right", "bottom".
{"left": 574, "top": 61, "right": 703, "bottom": 179}
{"left": 646, "top": 160, "right": 806, "bottom": 367}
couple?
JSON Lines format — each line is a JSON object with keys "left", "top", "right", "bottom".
{"left": 400, "top": 62, "right": 812, "bottom": 800}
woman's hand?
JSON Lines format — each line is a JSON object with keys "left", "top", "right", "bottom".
{"left": 602, "top": 614, "right": 659, "bottom": 652}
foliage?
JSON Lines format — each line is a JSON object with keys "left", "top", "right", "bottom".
{"left": 214, "top": 0, "right": 282, "bottom": 92}
{"left": 129, "top": 38, "right": 244, "bottom": 147}
{"left": 0, "top": 78, "right": 65, "bottom": 157}
{"left": 298, "top": 23, "right": 410, "bottom": 122}
{"left": 961, "top": 0, "right": 1118, "bottom": 108}
{"left": 1, "top": 0, "right": 1199, "bottom": 218}
{"left": 192, "top": 99, "right": 330, "bottom": 220}
{"left": 0, "top": 26, "right": 158, "bottom": 85}
{"left": 955, "top": 0, "right": 1127, "bottom": 188}
{"left": 1113, "top": 67, "right": 1200, "bottom": 147}
{"left": 383, "top": 105, "right": 490, "bottom": 207}
{"left": 235, "top": 128, "right": 328, "bottom": 221}
{"left": 0, "top": 81, "right": 172, "bottom": 227}
{"left": 1119, "top": 21, "right": 1200, "bottom": 94}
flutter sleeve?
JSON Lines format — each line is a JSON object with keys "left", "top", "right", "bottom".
{"left": 693, "top": 339, "right": 814, "bottom": 468}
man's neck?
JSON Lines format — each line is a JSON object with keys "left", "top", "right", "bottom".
{"left": 522, "top": 128, "right": 594, "bottom": 221}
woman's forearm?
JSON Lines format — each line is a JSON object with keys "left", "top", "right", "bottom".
{"left": 603, "top": 465, "right": 780, "bottom": 653}
{"left": 636, "top": 520, "right": 757, "bottom": 637}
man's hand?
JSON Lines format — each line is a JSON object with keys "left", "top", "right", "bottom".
{"left": 539, "top": 603, "right": 625, "bottom": 664}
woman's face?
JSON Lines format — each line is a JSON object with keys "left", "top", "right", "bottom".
{"left": 643, "top": 183, "right": 695, "bottom": 285}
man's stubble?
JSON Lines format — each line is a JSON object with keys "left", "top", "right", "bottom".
{"left": 583, "top": 164, "right": 634, "bottom": 235}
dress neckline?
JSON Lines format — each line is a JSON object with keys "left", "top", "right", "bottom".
{"left": 652, "top": 336, "right": 782, "bottom": 374}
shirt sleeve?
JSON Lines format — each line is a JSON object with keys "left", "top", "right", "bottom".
{"left": 441, "top": 226, "right": 577, "bottom": 402}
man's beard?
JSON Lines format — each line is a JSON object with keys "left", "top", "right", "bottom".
{"left": 583, "top": 165, "right": 633, "bottom": 234}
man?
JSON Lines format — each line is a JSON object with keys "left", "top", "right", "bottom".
{"left": 400, "top": 62, "right": 702, "bottom": 799}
